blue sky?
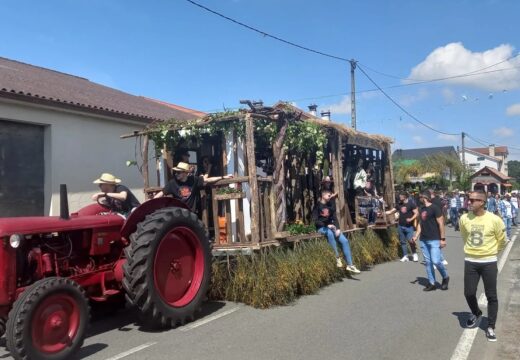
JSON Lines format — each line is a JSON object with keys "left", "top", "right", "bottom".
{"left": 2, "top": 0, "right": 520, "bottom": 158}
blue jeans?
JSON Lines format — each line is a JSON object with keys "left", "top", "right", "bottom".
{"left": 449, "top": 208, "right": 459, "bottom": 230}
{"left": 397, "top": 225, "right": 416, "bottom": 256}
{"left": 318, "top": 227, "right": 353, "bottom": 265}
{"left": 503, "top": 217, "right": 512, "bottom": 238}
{"left": 420, "top": 240, "right": 448, "bottom": 285}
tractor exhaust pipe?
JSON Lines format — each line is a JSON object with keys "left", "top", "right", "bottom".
{"left": 60, "top": 184, "right": 70, "bottom": 220}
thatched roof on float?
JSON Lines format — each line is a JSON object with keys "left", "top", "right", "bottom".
{"left": 121, "top": 100, "right": 392, "bottom": 151}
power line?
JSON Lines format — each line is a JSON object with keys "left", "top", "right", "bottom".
{"left": 356, "top": 64, "right": 460, "bottom": 136}
{"left": 466, "top": 133, "right": 520, "bottom": 151}
{"left": 184, "top": 0, "right": 350, "bottom": 62}
{"left": 359, "top": 53, "right": 520, "bottom": 82}
{"left": 186, "top": 0, "right": 520, "bottom": 103}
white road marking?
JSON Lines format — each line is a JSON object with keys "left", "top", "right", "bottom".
{"left": 450, "top": 232, "right": 517, "bottom": 360}
{"left": 180, "top": 306, "right": 240, "bottom": 331}
{"left": 104, "top": 342, "right": 157, "bottom": 360}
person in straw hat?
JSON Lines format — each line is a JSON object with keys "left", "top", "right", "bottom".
{"left": 154, "top": 162, "right": 231, "bottom": 212}
{"left": 92, "top": 173, "right": 140, "bottom": 216}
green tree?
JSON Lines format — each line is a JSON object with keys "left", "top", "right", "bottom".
{"left": 507, "top": 160, "right": 520, "bottom": 183}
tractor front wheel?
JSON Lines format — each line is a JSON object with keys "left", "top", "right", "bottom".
{"left": 123, "top": 207, "right": 211, "bottom": 328}
{"left": 6, "top": 277, "right": 89, "bottom": 360}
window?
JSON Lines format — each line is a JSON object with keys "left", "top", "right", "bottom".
{"left": 477, "top": 156, "right": 485, "bottom": 161}
{"left": 469, "top": 163, "right": 480, "bottom": 167}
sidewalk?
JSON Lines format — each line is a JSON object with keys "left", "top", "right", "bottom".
{"left": 496, "top": 238, "right": 520, "bottom": 359}
{"left": 467, "top": 231, "right": 520, "bottom": 360}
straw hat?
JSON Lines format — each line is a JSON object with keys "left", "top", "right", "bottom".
{"left": 93, "top": 173, "right": 121, "bottom": 184}
{"left": 172, "top": 162, "right": 191, "bottom": 172}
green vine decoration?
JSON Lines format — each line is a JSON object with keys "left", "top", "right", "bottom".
{"left": 146, "top": 110, "right": 327, "bottom": 166}
{"left": 285, "top": 122, "right": 327, "bottom": 166}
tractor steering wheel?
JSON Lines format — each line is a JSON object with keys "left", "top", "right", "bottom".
{"left": 97, "top": 194, "right": 117, "bottom": 212}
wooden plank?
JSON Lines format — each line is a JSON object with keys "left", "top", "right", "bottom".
{"left": 200, "top": 188, "right": 209, "bottom": 229}
{"left": 225, "top": 199, "right": 232, "bottom": 243}
{"left": 232, "top": 129, "right": 245, "bottom": 243}
{"left": 336, "top": 134, "right": 348, "bottom": 230}
{"left": 244, "top": 113, "right": 260, "bottom": 244}
{"left": 383, "top": 143, "right": 396, "bottom": 209}
{"left": 330, "top": 132, "right": 347, "bottom": 230}
{"left": 263, "top": 183, "right": 272, "bottom": 241}
{"left": 212, "top": 187, "right": 221, "bottom": 244}
{"left": 163, "top": 144, "right": 173, "bottom": 182}
{"left": 270, "top": 181, "right": 278, "bottom": 237}
{"left": 142, "top": 135, "right": 150, "bottom": 190}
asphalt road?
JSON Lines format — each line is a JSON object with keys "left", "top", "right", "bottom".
{"left": 0, "top": 227, "right": 518, "bottom": 360}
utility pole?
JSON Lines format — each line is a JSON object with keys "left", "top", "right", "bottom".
{"left": 461, "top": 132, "right": 466, "bottom": 166}
{"left": 350, "top": 59, "right": 357, "bottom": 130}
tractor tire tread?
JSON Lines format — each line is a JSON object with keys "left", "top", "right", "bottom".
{"left": 6, "top": 277, "right": 89, "bottom": 360}
{"left": 123, "top": 206, "right": 210, "bottom": 329}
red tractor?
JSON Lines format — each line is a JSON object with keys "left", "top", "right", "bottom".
{"left": 0, "top": 185, "right": 211, "bottom": 360}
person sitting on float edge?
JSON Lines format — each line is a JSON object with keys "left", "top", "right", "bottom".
{"left": 91, "top": 173, "right": 141, "bottom": 216}
{"left": 154, "top": 161, "right": 232, "bottom": 211}
{"left": 312, "top": 188, "right": 361, "bottom": 274}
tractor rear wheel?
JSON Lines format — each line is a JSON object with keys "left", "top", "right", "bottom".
{"left": 122, "top": 207, "right": 211, "bottom": 328}
{"left": 6, "top": 277, "right": 89, "bottom": 360}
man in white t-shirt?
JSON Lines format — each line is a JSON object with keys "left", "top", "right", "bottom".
{"left": 510, "top": 192, "right": 518, "bottom": 226}
{"left": 498, "top": 194, "right": 514, "bottom": 239}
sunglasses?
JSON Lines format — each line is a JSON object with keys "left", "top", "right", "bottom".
{"left": 468, "top": 198, "right": 484, "bottom": 202}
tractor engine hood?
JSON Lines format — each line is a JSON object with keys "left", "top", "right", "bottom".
{"left": 0, "top": 214, "right": 124, "bottom": 237}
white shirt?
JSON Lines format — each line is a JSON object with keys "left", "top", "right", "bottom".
{"left": 450, "top": 198, "right": 458, "bottom": 208}
{"left": 511, "top": 197, "right": 518, "bottom": 209}
{"left": 504, "top": 200, "right": 512, "bottom": 218}
{"left": 353, "top": 169, "right": 367, "bottom": 189}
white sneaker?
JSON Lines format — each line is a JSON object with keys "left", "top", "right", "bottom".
{"left": 336, "top": 258, "right": 343, "bottom": 268}
{"left": 442, "top": 259, "right": 448, "bottom": 266}
{"left": 400, "top": 256, "right": 409, "bottom": 262}
{"left": 412, "top": 253, "right": 419, "bottom": 262}
{"left": 346, "top": 265, "right": 361, "bottom": 274}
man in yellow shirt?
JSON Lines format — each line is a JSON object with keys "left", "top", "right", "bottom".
{"left": 459, "top": 190, "right": 506, "bottom": 342}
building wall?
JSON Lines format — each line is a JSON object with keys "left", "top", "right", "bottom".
{"left": 463, "top": 151, "right": 501, "bottom": 172}
{"left": 0, "top": 99, "right": 148, "bottom": 216}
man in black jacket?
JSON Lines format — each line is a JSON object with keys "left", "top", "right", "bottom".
{"left": 312, "top": 189, "right": 361, "bottom": 274}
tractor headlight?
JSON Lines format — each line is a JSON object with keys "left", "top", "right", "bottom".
{"left": 9, "top": 234, "right": 23, "bottom": 249}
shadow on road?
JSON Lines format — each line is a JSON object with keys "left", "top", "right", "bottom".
{"left": 410, "top": 276, "right": 430, "bottom": 287}
{"left": 73, "top": 343, "right": 109, "bottom": 360}
{"left": 452, "top": 311, "right": 490, "bottom": 330}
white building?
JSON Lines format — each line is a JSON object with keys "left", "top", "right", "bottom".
{"left": 461, "top": 145, "right": 509, "bottom": 175}
{"left": 0, "top": 57, "right": 203, "bottom": 217}
{"left": 461, "top": 147, "right": 502, "bottom": 173}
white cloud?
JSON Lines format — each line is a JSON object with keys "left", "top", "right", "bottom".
{"left": 506, "top": 103, "right": 520, "bottom": 116}
{"left": 407, "top": 42, "right": 520, "bottom": 91}
{"left": 323, "top": 96, "right": 351, "bottom": 115}
{"left": 437, "top": 134, "right": 459, "bottom": 141}
{"left": 412, "top": 135, "right": 423, "bottom": 144}
{"left": 441, "top": 88, "right": 456, "bottom": 103}
{"left": 399, "top": 88, "right": 429, "bottom": 106}
{"left": 400, "top": 122, "right": 417, "bottom": 130}
{"left": 493, "top": 126, "right": 514, "bottom": 138}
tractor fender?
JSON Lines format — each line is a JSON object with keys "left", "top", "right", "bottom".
{"left": 120, "top": 198, "right": 190, "bottom": 239}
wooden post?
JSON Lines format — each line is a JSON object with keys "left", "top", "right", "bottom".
{"left": 383, "top": 143, "right": 396, "bottom": 209}
{"left": 221, "top": 132, "right": 232, "bottom": 242}
{"left": 142, "top": 135, "right": 150, "bottom": 190}
{"left": 272, "top": 117, "right": 289, "bottom": 231}
{"left": 163, "top": 144, "right": 173, "bottom": 182}
{"left": 331, "top": 132, "right": 347, "bottom": 230}
{"left": 245, "top": 114, "right": 260, "bottom": 244}
{"left": 336, "top": 135, "right": 353, "bottom": 229}
{"left": 232, "top": 130, "right": 246, "bottom": 243}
